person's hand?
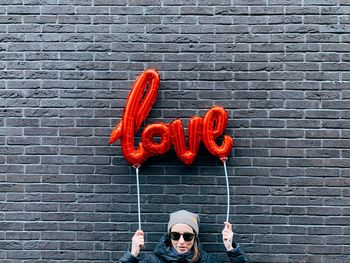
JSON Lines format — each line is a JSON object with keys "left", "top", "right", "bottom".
{"left": 222, "top": 222, "right": 234, "bottom": 251}
{"left": 131, "top": 230, "right": 144, "bottom": 257}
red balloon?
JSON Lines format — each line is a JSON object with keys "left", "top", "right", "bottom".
{"left": 121, "top": 116, "right": 149, "bottom": 166}
{"left": 142, "top": 123, "right": 171, "bottom": 156}
{"left": 170, "top": 117, "right": 203, "bottom": 165}
{"left": 109, "top": 122, "right": 121, "bottom": 144}
{"left": 202, "top": 106, "right": 233, "bottom": 160}
{"left": 110, "top": 69, "right": 160, "bottom": 165}
{"left": 133, "top": 70, "right": 160, "bottom": 132}
{"left": 110, "top": 69, "right": 234, "bottom": 166}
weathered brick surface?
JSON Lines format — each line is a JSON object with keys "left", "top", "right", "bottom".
{"left": 0, "top": 0, "right": 350, "bottom": 262}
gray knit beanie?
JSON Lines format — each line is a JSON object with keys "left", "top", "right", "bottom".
{"left": 167, "top": 210, "right": 199, "bottom": 234}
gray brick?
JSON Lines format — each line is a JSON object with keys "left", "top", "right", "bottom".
{"left": 6, "top": 251, "right": 41, "bottom": 259}
{"left": 7, "top": 6, "right": 40, "bottom": 15}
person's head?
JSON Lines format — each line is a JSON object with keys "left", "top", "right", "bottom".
{"left": 167, "top": 210, "right": 200, "bottom": 258}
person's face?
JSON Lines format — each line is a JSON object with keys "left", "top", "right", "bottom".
{"left": 170, "top": 223, "right": 195, "bottom": 254}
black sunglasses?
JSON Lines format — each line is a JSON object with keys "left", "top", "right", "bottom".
{"left": 170, "top": 232, "right": 195, "bottom": 242}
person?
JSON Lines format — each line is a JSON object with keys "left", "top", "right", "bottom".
{"left": 119, "top": 210, "right": 248, "bottom": 263}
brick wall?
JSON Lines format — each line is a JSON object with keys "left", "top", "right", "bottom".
{"left": 1, "top": 0, "right": 349, "bottom": 262}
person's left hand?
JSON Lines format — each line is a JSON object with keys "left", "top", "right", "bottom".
{"left": 222, "top": 222, "right": 234, "bottom": 251}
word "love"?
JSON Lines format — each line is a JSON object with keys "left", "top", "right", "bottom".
{"left": 109, "top": 69, "right": 233, "bottom": 166}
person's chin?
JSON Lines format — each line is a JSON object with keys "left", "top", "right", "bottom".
{"left": 176, "top": 247, "right": 189, "bottom": 254}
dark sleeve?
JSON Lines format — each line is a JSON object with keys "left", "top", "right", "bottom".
{"left": 227, "top": 244, "right": 248, "bottom": 263}
{"left": 119, "top": 251, "right": 139, "bottom": 263}
{"left": 119, "top": 251, "right": 156, "bottom": 263}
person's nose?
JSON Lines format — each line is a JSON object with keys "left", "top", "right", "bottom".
{"left": 178, "top": 235, "right": 185, "bottom": 244}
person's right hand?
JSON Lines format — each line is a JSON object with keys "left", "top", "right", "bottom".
{"left": 131, "top": 230, "right": 144, "bottom": 257}
{"left": 222, "top": 222, "right": 234, "bottom": 251}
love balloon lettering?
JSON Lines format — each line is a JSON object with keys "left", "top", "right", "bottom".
{"left": 109, "top": 69, "right": 233, "bottom": 166}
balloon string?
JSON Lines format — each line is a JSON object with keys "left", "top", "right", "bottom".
{"left": 222, "top": 159, "right": 230, "bottom": 223}
{"left": 134, "top": 164, "right": 142, "bottom": 230}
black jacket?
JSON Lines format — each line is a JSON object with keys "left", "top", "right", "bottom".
{"left": 119, "top": 235, "right": 248, "bottom": 263}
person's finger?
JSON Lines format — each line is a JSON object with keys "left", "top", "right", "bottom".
{"left": 224, "top": 221, "right": 232, "bottom": 231}
{"left": 133, "top": 230, "right": 145, "bottom": 246}
{"left": 222, "top": 233, "right": 230, "bottom": 240}
{"left": 139, "top": 239, "right": 144, "bottom": 247}
{"left": 135, "top": 230, "right": 144, "bottom": 236}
